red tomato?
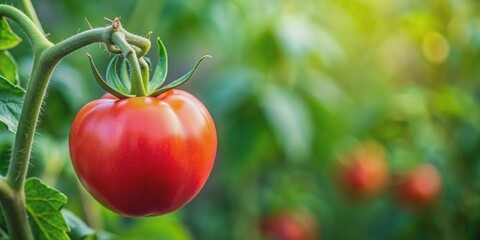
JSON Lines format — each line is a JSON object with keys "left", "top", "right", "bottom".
{"left": 69, "top": 89, "right": 217, "bottom": 217}
{"left": 338, "top": 142, "right": 389, "bottom": 199}
{"left": 261, "top": 211, "right": 318, "bottom": 240}
{"left": 395, "top": 163, "right": 442, "bottom": 209}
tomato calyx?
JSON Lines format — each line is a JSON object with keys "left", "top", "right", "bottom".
{"left": 88, "top": 35, "right": 211, "bottom": 99}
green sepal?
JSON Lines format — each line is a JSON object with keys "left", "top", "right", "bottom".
{"left": 146, "top": 31, "right": 153, "bottom": 41}
{"left": 148, "top": 38, "right": 168, "bottom": 92}
{"left": 87, "top": 54, "right": 132, "bottom": 99}
{"left": 0, "top": 17, "right": 22, "bottom": 50}
{"left": 149, "top": 55, "right": 211, "bottom": 97}
{"left": 119, "top": 58, "right": 131, "bottom": 90}
{"left": 106, "top": 55, "right": 129, "bottom": 93}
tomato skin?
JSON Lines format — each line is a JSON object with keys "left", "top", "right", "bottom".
{"left": 261, "top": 211, "right": 318, "bottom": 240}
{"left": 338, "top": 142, "right": 389, "bottom": 199}
{"left": 69, "top": 90, "right": 217, "bottom": 217}
{"left": 395, "top": 164, "right": 441, "bottom": 209}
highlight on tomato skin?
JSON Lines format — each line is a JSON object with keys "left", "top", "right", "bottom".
{"left": 394, "top": 163, "right": 442, "bottom": 210}
{"left": 260, "top": 210, "right": 318, "bottom": 240}
{"left": 101, "top": 93, "right": 117, "bottom": 100}
{"left": 69, "top": 89, "right": 217, "bottom": 217}
{"left": 336, "top": 141, "right": 390, "bottom": 199}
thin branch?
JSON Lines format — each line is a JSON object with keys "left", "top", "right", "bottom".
{"left": 18, "top": 0, "right": 44, "bottom": 34}
{"left": 0, "top": 177, "right": 13, "bottom": 200}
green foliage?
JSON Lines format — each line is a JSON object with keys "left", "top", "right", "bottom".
{"left": 25, "top": 178, "right": 69, "bottom": 240}
{"left": 0, "top": 51, "right": 18, "bottom": 84}
{"left": 260, "top": 83, "right": 313, "bottom": 162}
{"left": 0, "top": 17, "right": 23, "bottom": 134}
{"left": 0, "top": 17, "right": 21, "bottom": 50}
{"left": 116, "top": 215, "right": 192, "bottom": 240}
{"left": 62, "top": 210, "right": 95, "bottom": 240}
{"left": 0, "top": 76, "right": 24, "bottom": 133}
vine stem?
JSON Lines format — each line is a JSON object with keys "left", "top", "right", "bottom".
{"left": 111, "top": 32, "right": 147, "bottom": 96}
{"left": 1, "top": 191, "right": 31, "bottom": 240}
{"left": 6, "top": 26, "right": 116, "bottom": 192}
{"left": 0, "top": 178, "right": 13, "bottom": 199}
{"left": 139, "top": 56, "right": 150, "bottom": 92}
{"left": 0, "top": 4, "right": 150, "bottom": 239}
{"left": 19, "top": 0, "right": 44, "bottom": 34}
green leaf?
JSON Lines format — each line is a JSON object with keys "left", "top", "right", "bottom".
{"left": 0, "top": 76, "right": 25, "bottom": 133}
{"left": 0, "top": 130, "right": 14, "bottom": 175}
{"left": 149, "top": 55, "right": 211, "bottom": 96}
{"left": 0, "top": 204, "right": 8, "bottom": 239}
{"left": 0, "top": 50, "right": 18, "bottom": 84}
{"left": 148, "top": 38, "right": 168, "bottom": 92}
{"left": 0, "top": 17, "right": 21, "bottom": 50}
{"left": 87, "top": 54, "right": 132, "bottom": 99}
{"left": 106, "top": 55, "right": 129, "bottom": 93}
{"left": 121, "top": 214, "right": 192, "bottom": 240}
{"left": 25, "top": 178, "right": 69, "bottom": 240}
{"left": 260, "top": 84, "right": 313, "bottom": 162}
{"left": 62, "top": 210, "right": 96, "bottom": 240}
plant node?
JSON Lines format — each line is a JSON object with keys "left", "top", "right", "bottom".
{"left": 112, "top": 17, "right": 121, "bottom": 30}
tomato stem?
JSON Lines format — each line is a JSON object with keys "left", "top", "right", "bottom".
{"left": 139, "top": 57, "right": 150, "bottom": 92}
{"left": 111, "top": 32, "right": 148, "bottom": 96}
{"left": 122, "top": 30, "right": 151, "bottom": 57}
{"left": 0, "top": 178, "right": 13, "bottom": 199}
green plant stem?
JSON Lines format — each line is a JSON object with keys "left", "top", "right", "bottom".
{"left": 43, "top": 27, "right": 115, "bottom": 64}
{"left": 0, "top": 15, "right": 149, "bottom": 238}
{"left": 7, "top": 27, "right": 116, "bottom": 191}
{"left": 1, "top": 192, "right": 32, "bottom": 240}
{"left": 18, "top": 0, "right": 44, "bottom": 34}
{"left": 6, "top": 26, "right": 150, "bottom": 189}
{"left": 122, "top": 30, "right": 151, "bottom": 57}
{"left": 0, "top": 178, "right": 13, "bottom": 199}
{"left": 112, "top": 32, "right": 147, "bottom": 96}
{"left": 6, "top": 58, "right": 55, "bottom": 191}
{"left": 0, "top": 5, "right": 52, "bottom": 51}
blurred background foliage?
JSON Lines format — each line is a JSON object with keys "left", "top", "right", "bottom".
{"left": 1, "top": 0, "right": 480, "bottom": 239}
